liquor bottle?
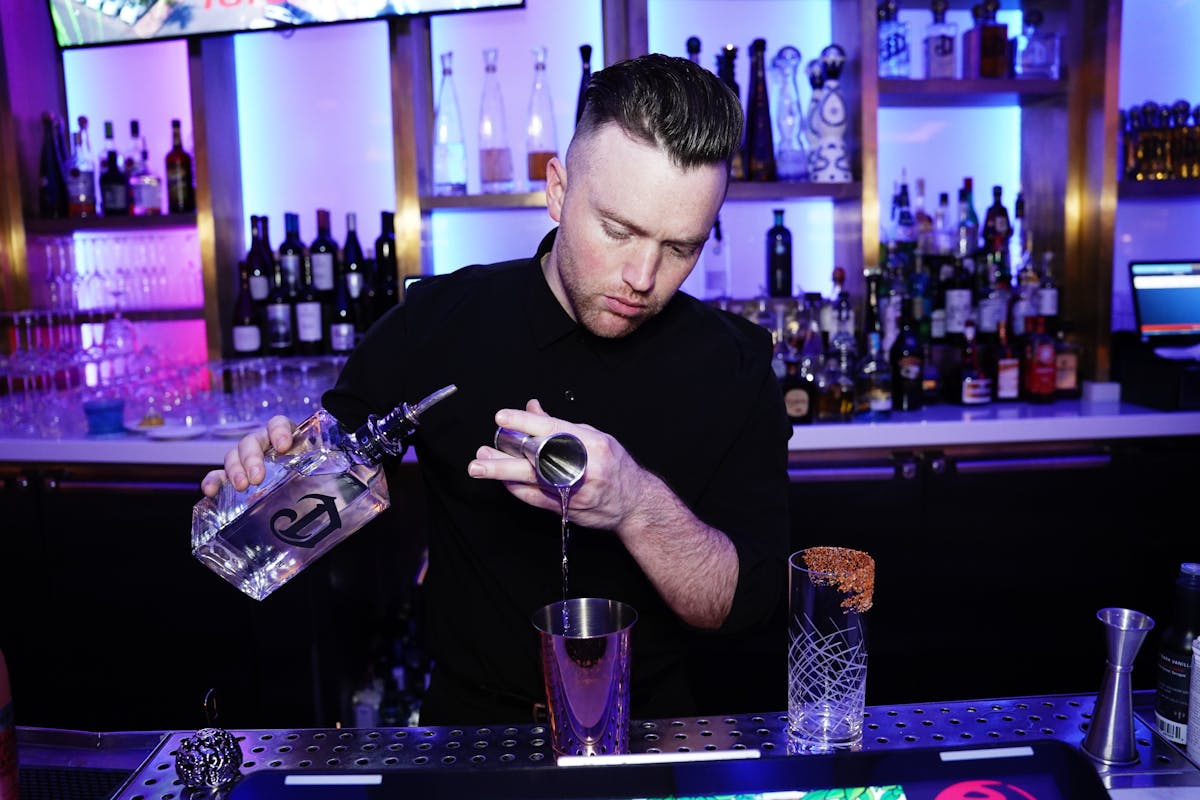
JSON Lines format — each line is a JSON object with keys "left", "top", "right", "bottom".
{"left": 310, "top": 208, "right": 339, "bottom": 300}
{"left": 1021, "top": 314, "right": 1057, "bottom": 403}
{"left": 479, "top": 48, "right": 515, "bottom": 194}
{"left": 704, "top": 216, "right": 731, "bottom": 300}
{"left": 99, "top": 148, "right": 130, "bottom": 216}
{"left": 956, "top": 179, "right": 979, "bottom": 258}
{"left": 576, "top": 44, "right": 592, "bottom": 124}
{"left": 686, "top": 36, "right": 701, "bottom": 65}
{"left": 978, "top": 0, "right": 1009, "bottom": 78}
{"left": 123, "top": 119, "right": 142, "bottom": 176}
{"left": 744, "top": 38, "right": 777, "bottom": 182}
{"left": 913, "top": 177, "right": 934, "bottom": 253}
{"left": 264, "top": 248, "right": 295, "bottom": 358}
{"left": 992, "top": 318, "right": 1021, "bottom": 401}
{"left": 1054, "top": 324, "right": 1081, "bottom": 399}
{"left": 129, "top": 144, "right": 162, "bottom": 216}
{"left": 958, "top": 319, "right": 992, "bottom": 405}
{"left": 890, "top": 295, "right": 924, "bottom": 411}
{"left": 1036, "top": 251, "right": 1060, "bottom": 334}
{"left": 166, "top": 118, "right": 196, "bottom": 213}
{"left": 766, "top": 208, "right": 792, "bottom": 298}
{"left": 38, "top": 111, "right": 68, "bottom": 219}
{"left": 100, "top": 119, "right": 117, "bottom": 177}
{"left": 772, "top": 45, "right": 807, "bottom": 182}
{"left": 855, "top": 330, "right": 893, "bottom": 421}
{"left": 294, "top": 253, "right": 326, "bottom": 357}
{"left": 1155, "top": 563, "right": 1200, "bottom": 746}
{"left": 328, "top": 254, "right": 358, "bottom": 355}
{"left": 373, "top": 210, "right": 399, "bottom": 323}
{"left": 961, "top": 2, "right": 984, "bottom": 79}
{"left": 278, "top": 212, "right": 306, "bottom": 299}
{"left": 716, "top": 44, "right": 747, "bottom": 181}
{"left": 1, "top": 648, "right": 16, "bottom": 800}
{"left": 924, "top": 0, "right": 957, "bottom": 79}
{"left": 66, "top": 128, "right": 97, "bottom": 218}
{"left": 785, "top": 313, "right": 825, "bottom": 425}
{"left": 231, "top": 260, "right": 263, "bottom": 358}
{"left": 982, "top": 184, "right": 1011, "bottom": 258}
{"left": 877, "top": 0, "right": 911, "bottom": 79}
{"left": 245, "top": 215, "right": 273, "bottom": 304}
{"left": 342, "top": 211, "right": 369, "bottom": 336}
{"left": 816, "top": 307, "right": 858, "bottom": 423}
{"left": 943, "top": 255, "right": 973, "bottom": 341}
{"left": 1014, "top": 8, "right": 1061, "bottom": 79}
{"left": 819, "top": 266, "right": 855, "bottom": 347}
{"left": 191, "top": 384, "right": 458, "bottom": 600}
{"left": 862, "top": 263, "right": 884, "bottom": 346}
{"left": 525, "top": 45, "right": 558, "bottom": 191}
{"left": 933, "top": 190, "right": 954, "bottom": 255}
{"left": 432, "top": 51, "right": 467, "bottom": 197}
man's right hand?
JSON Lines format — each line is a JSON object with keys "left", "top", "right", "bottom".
{"left": 200, "top": 415, "right": 297, "bottom": 497}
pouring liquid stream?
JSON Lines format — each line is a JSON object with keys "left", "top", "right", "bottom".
{"left": 560, "top": 485, "right": 572, "bottom": 633}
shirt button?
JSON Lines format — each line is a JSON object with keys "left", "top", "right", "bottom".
{"left": 563, "top": 389, "right": 576, "bottom": 402}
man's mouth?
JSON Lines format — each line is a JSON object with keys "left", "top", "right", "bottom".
{"left": 604, "top": 295, "right": 646, "bottom": 317}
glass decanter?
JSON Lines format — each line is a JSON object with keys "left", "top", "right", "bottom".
{"left": 191, "top": 385, "right": 457, "bottom": 600}
{"left": 479, "top": 47, "right": 515, "bottom": 194}
{"left": 525, "top": 45, "right": 558, "bottom": 192}
{"left": 433, "top": 51, "right": 467, "bottom": 196}
{"left": 771, "top": 45, "right": 808, "bottom": 182}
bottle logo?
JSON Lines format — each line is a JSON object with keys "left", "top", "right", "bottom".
{"left": 271, "top": 493, "right": 342, "bottom": 547}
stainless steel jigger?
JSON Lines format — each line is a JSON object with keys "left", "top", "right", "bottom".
{"left": 494, "top": 427, "right": 587, "bottom": 489}
{"left": 1082, "top": 607, "right": 1155, "bottom": 766}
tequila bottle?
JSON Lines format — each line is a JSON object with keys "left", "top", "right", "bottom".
{"left": 877, "top": 0, "right": 910, "bottom": 79}
{"left": 525, "top": 45, "right": 558, "bottom": 191}
{"left": 191, "top": 385, "right": 457, "bottom": 600}
{"left": 923, "top": 0, "right": 957, "bottom": 79}
{"left": 1014, "top": 8, "right": 1060, "bottom": 80}
{"left": 433, "top": 51, "right": 468, "bottom": 196}
{"left": 479, "top": 48, "right": 515, "bottom": 194}
{"left": 772, "top": 45, "right": 808, "bottom": 181}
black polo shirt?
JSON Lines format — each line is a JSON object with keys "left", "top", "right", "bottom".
{"left": 324, "top": 228, "right": 791, "bottom": 725}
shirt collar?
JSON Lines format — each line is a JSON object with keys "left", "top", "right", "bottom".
{"left": 527, "top": 228, "right": 579, "bottom": 350}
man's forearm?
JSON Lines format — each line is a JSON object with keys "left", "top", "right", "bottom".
{"left": 616, "top": 470, "right": 739, "bottom": 630}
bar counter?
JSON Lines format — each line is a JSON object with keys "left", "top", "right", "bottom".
{"left": 15, "top": 691, "right": 1200, "bottom": 800}
{"left": 2, "top": 399, "right": 1198, "bottom": 467}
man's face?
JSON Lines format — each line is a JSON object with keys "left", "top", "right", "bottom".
{"left": 542, "top": 124, "right": 727, "bottom": 339}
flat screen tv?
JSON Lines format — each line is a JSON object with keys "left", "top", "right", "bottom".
{"left": 50, "top": 0, "right": 526, "bottom": 49}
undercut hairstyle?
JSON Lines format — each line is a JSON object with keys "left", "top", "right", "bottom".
{"left": 570, "top": 53, "right": 744, "bottom": 172}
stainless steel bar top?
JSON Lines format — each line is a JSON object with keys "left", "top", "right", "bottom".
{"left": 16, "top": 691, "right": 1190, "bottom": 800}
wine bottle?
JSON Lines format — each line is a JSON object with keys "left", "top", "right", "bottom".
{"left": 66, "top": 127, "right": 97, "bottom": 218}
{"left": 890, "top": 295, "right": 924, "bottom": 411}
{"left": 191, "top": 384, "right": 457, "bottom": 600}
{"left": 766, "top": 208, "right": 792, "bottom": 298}
{"left": 433, "top": 51, "right": 468, "bottom": 197}
{"left": 165, "top": 118, "right": 196, "bottom": 213}
{"left": 576, "top": 43, "right": 592, "bottom": 124}
{"left": 99, "top": 148, "right": 130, "bottom": 216}
{"left": 264, "top": 248, "right": 295, "bottom": 358}
{"left": 310, "top": 208, "right": 339, "bottom": 300}
{"left": 342, "top": 211, "right": 369, "bottom": 335}
{"left": 278, "top": 211, "right": 306, "bottom": 299}
{"left": 231, "top": 260, "right": 263, "bottom": 358}
{"left": 526, "top": 45, "right": 558, "bottom": 191}
{"left": 38, "top": 111, "right": 68, "bottom": 219}
{"left": 328, "top": 249, "right": 357, "bottom": 355}
{"left": 479, "top": 48, "right": 515, "bottom": 194}
{"left": 294, "top": 252, "right": 326, "bottom": 357}
{"left": 744, "top": 38, "right": 777, "bottom": 182}
{"left": 245, "top": 215, "right": 272, "bottom": 305}
{"left": 373, "top": 210, "right": 399, "bottom": 323}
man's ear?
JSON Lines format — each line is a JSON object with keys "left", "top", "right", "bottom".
{"left": 545, "top": 156, "right": 566, "bottom": 222}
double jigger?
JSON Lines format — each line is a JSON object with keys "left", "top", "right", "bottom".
{"left": 1082, "top": 606, "right": 1155, "bottom": 766}
{"left": 494, "top": 427, "right": 587, "bottom": 489}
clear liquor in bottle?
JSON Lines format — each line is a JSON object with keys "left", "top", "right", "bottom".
{"left": 310, "top": 208, "right": 339, "bottom": 299}
{"left": 575, "top": 44, "right": 592, "bottom": 125}
{"left": 772, "top": 45, "right": 808, "bottom": 182}
{"left": 766, "top": 209, "right": 792, "bottom": 298}
{"left": 66, "top": 127, "right": 97, "bottom": 218}
{"left": 479, "top": 48, "right": 515, "bottom": 194}
{"left": 525, "top": 45, "right": 558, "bottom": 192}
{"left": 99, "top": 148, "right": 130, "bottom": 216}
{"left": 933, "top": 190, "right": 954, "bottom": 255}
{"left": 165, "top": 118, "right": 196, "bottom": 213}
{"left": 855, "top": 330, "right": 893, "bottom": 421}
{"left": 129, "top": 146, "right": 162, "bottom": 216}
{"left": 191, "top": 385, "right": 458, "bottom": 600}
{"left": 433, "top": 51, "right": 468, "bottom": 197}
{"left": 231, "top": 260, "right": 263, "bottom": 358}
{"left": 877, "top": 0, "right": 911, "bottom": 79}
{"left": 923, "top": 0, "right": 957, "bottom": 79}
{"left": 1155, "top": 563, "right": 1200, "bottom": 745}
{"left": 745, "top": 38, "right": 777, "bottom": 181}
{"left": 1014, "top": 8, "right": 1060, "bottom": 79}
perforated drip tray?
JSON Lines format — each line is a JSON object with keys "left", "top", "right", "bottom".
{"left": 102, "top": 692, "right": 1199, "bottom": 800}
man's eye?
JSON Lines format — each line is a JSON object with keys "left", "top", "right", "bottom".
{"left": 670, "top": 245, "right": 698, "bottom": 259}
{"left": 602, "top": 224, "right": 629, "bottom": 240}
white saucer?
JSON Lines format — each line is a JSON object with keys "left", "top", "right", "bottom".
{"left": 145, "top": 423, "right": 210, "bottom": 441}
{"left": 211, "top": 420, "right": 261, "bottom": 438}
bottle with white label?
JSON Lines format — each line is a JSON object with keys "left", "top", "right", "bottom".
{"left": 1156, "top": 563, "right": 1200, "bottom": 745}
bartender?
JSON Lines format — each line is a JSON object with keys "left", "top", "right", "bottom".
{"left": 202, "top": 53, "right": 792, "bottom": 725}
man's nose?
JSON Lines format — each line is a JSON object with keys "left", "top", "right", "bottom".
{"left": 623, "top": 244, "right": 659, "bottom": 293}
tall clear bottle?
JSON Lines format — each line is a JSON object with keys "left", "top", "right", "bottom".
{"left": 433, "top": 51, "right": 467, "bottom": 197}
{"left": 877, "top": 0, "right": 911, "bottom": 78}
{"left": 1155, "top": 563, "right": 1200, "bottom": 745}
{"left": 924, "top": 0, "right": 958, "bottom": 78}
{"left": 525, "top": 45, "right": 558, "bottom": 192}
{"left": 745, "top": 38, "right": 777, "bottom": 182}
{"left": 479, "top": 48, "right": 515, "bottom": 194}
{"left": 191, "top": 385, "right": 458, "bottom": 600}
{"left": 772, "top": 45, "right": 808, "bottom": 181}
{"left": 66, "top": 124, "right": 97, "bottom": 218}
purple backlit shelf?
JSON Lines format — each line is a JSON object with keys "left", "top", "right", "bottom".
{"left": 878, "top": 78, "right": 1066, "bottom": 108}
{"left": 421, "top": 182, "right": 860, "bottom": 210}
{"left": 24, "top": 213, "right": 198, "bottom": 235}
{"left": 1118, "top": 179, "right": 1200, "bottom": 200}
